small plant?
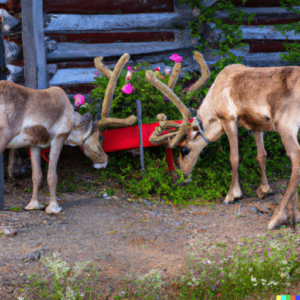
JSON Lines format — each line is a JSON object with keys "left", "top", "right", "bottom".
{"left": 9, "top": 206, "right": 21, "bottom": 212}
{"left": 22, "top": 253, "right": 99, "bottom": 300}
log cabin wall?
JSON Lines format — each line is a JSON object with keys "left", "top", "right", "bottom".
{"left": 1, "top": 0, "right": 300, "bottom": 96}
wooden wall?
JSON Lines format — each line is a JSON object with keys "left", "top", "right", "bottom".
{"left": 1, "top": 0, "right": 300, "bottom": 96}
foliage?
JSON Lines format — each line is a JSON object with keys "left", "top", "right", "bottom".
{"left": 114, "top": 232, "right": 300, "bottom": 299}
{"left": 179, "top": 0, "right": 255, "bottom": 55}
{"left": 21, "top": 253, "right": 99, "bottom": 300}
{"left": 275, "top": 0, "right": 300, "bottom": 65}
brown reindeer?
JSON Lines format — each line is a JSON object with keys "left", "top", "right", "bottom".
{"left": 145, "top": 51, "right": 299, "bottom": 230}
{"left": 1, "top": 53, "right": 137, "bottom": 214}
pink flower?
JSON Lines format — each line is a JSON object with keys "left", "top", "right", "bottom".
{"left": 127, "top": 66, "right": 133, "bottom": 71}
{"left": 125, "top": 70, "right": 133, "bottom": 81}
{"left": 169, "top": 53, "right": 183, "bottom": 63}
{"left": 155, "top": 67, "right": 160, "bottom": 71}
{"left": 74, "top": 94, "right": 85, "bottom": 107}
{"left": 93, "top": 71, "right": 100, "bottom": 76}
{"left": 121, "top": 83, "right": 134, "bottom": 94}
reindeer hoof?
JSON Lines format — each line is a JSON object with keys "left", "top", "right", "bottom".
{"left": 257, "top": 185, "right": 272, "bottom": 198}
{"left": 24, "top": 200, "right": 44, "bottom": 211}
{"left": 46, "top": 203, "right": 62, "bottom": 215}
{"left": 223, "top": 194, "right": 235, "bottom": 204}
{"left": 267, "top": 209, "right": 289, "bottom": 230}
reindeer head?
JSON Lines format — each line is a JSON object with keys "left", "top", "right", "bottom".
{"left": 145, "top": 51, "right": 210, "bottom": 178}
{"left": 66, "top": 53, "right": 137, "bottom": 169}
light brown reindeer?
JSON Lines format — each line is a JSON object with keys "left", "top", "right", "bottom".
{"left": 145, "top": 51, "right": 300, "bottom": 230}
{"left": 1, "top": 53, "right": 136, "bottom": 214}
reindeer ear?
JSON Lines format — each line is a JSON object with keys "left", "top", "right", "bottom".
{"left": 80, "top": 113, "right": 92, "bottom": 130}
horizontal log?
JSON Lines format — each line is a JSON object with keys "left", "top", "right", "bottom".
{"left": 241, "top": 25, "right": 300, "bottom": 40}
{"left": 216, "top": 6, "right": 300, "bottom": 16}
{"left": 43, "top": 0, "right": 173, "bottom": 14}
{"left": 46, "top": 31, "right": 195, "bottom": 62}
{"left": 49, "top": 67, "right": 99, "bottom": 86}
{"left": 46, "top": 31, "right": 174, "bottom": 44}
{"left": 44, "top": 12, "right": 193, "bottom": 32}
{"left": 242, "top": 52, "right": 290, "bottom": 67}
{"left": 208, "top": 24, "right": 300, "bottom": 41}
{"left": 216, "top": 6, "right": 300, "bottom": 25}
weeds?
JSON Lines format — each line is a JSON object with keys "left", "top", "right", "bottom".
{"left": 20, "top": 253, "right": 100, "bottom": 300}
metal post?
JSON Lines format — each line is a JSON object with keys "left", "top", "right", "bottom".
{"left": 136, "top": 100, "right": 145, "bottom": 178}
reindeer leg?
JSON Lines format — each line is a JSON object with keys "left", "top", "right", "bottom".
{"left": 223, "top": 120, "right": 242, "bottom": 204}
{"left": 268, "top": 127, "right": 300, "bottom": 229}
{"left": 45, "top": 135, "right": 68, "bottom": 215}
{"left": 8, "top": 149, "right": 14, "bottom": 178}
{"left": 253, "top": 131, "right": 272, "bottom": 198}
{"left": 24, "top": 146, "right": 44, "bottom": 210}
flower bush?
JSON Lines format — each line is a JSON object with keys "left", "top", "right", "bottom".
{"left": 91, "top": 55, "right": 202, "bottom": 124}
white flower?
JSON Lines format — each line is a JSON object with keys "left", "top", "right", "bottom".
{"left": 165, "top": 67, "right": 172, "bottom": 75}
{"left": 268, "top": 280, "right": 278, "bottom": 286}
{"left": 251, "top": 275, "right": 257, "bottom": 282}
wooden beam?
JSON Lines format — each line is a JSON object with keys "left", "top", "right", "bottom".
{"left": 46, "top": 29, "right": 194, "bottom": 62}
{"left": 215, "top": 6, "right": 300, "bottom": 26}
{"left": 21, "top": 0, "right": 47, "bottom": 89}
{"left": 207, "top": 24, "right": 300, "bottom": 41}
{"left": 44, "top": 12, "right": 193, "bottom": 32}
{"left": 46, "top": 31, "right": 175, "bottom": 44}
{"left": 47, "top": 40, "right": 195, "bottom": 62}
{"left": 242, "top": 52, "right": 289, "bottom": 67}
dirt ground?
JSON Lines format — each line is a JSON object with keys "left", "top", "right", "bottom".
{"left": 0, "top": 147, "right": 300, "bottom": 299}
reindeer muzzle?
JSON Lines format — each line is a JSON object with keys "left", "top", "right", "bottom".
{"left": 93, "top": 162, "right": 108, "bottom": 169}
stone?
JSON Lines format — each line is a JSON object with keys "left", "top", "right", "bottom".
{"left": 0, "top": 9, "right": 20, "bottom": 34}
{"left": 7, "top": 64, "right": 23, "bottom": 83}
{"left": 0, "top": 226, "right": 17, "bottom": 236}
{"left": 22, "top": 249, "right": 43, "bottom": 262}
{"left": 3, "top": 40, "right": 21, "bottom": 63}
{"left": 44, "top": 36, "right": 57, "bottom": 53}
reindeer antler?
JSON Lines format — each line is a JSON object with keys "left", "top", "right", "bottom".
{"left": 146, "top": 51, "right": 210, "bottom": 148}
{"left": 94, "top": 53, "right": 137, "bottom": 131}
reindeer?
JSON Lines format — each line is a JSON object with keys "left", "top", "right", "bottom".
{"left": 0, "top": 53, "right": 137, "bottom": 214}
{"left": 146, "top": 51, "right": 300, "bottom": 230}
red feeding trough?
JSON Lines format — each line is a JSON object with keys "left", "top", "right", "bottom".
{"left": 36, "top": 121, "right": 181, "bottom": 171}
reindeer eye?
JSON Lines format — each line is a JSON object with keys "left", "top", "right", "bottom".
{"left": 180, "top": 147, "right": 190, "bottom": 157}
{"left": 99, "top": 134, "right": 105, "bottom": 142}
